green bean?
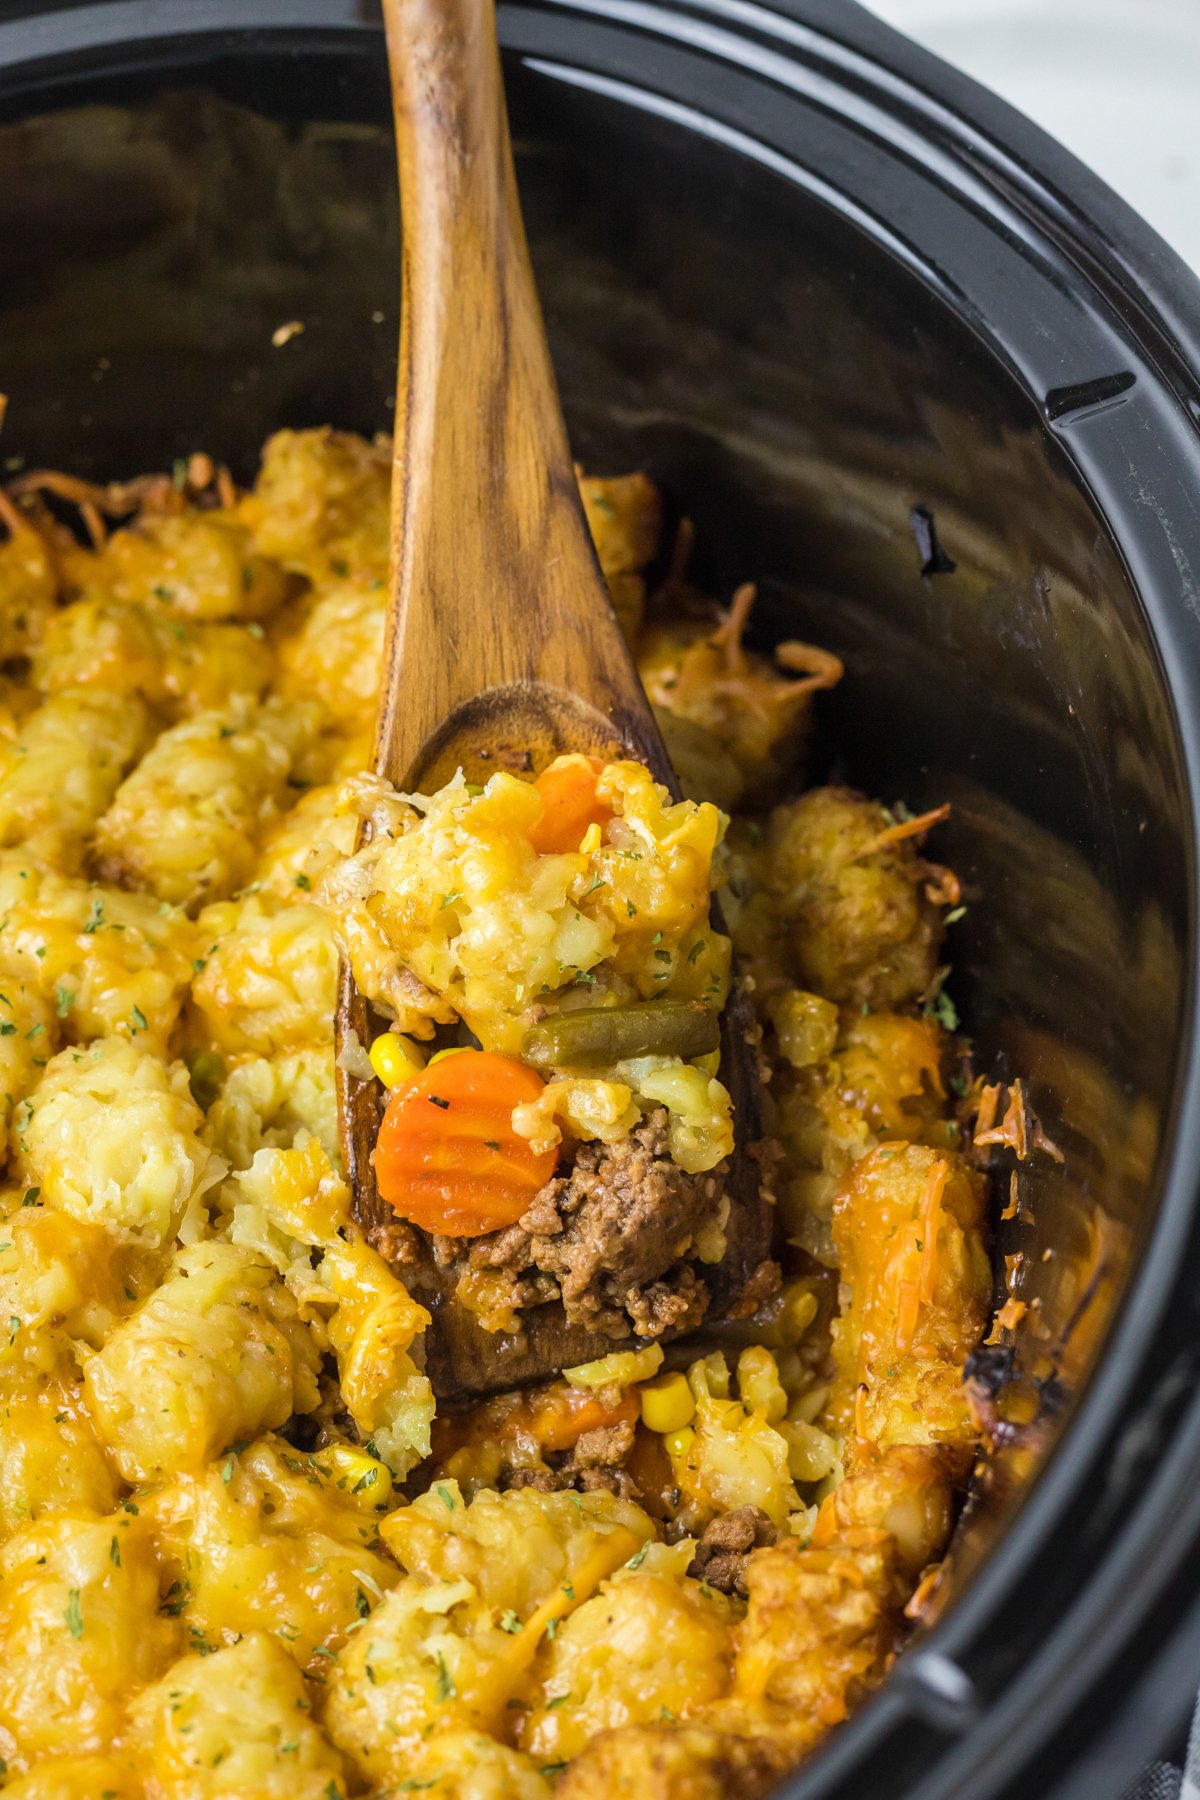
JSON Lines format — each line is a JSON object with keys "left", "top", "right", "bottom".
{"left": 521, "top": 1000, "right": 719, "bottom": 1071}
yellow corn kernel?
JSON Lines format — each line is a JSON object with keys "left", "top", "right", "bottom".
{"left": 308, "top": 1442, "right": 395, "bottom": 1508}
{"left": 664, "top": 1425, "right": 695, "bottom": 1462}
{"left": 639, "top": 1371, "right": 695, "bottom": 1434}
{"left": 565, "top": 1343, "right": 664, "bottom": 1390}
{"left": 428, "top": 1046, "right": 471, "bottom": 1066}
{"left": 737, "top": 1345, "right": 788, "bottom": 1424}
{"left": 368, "top": 1031, "right": 426, "bottom": 1087}
{"left": 687, "top": 1351, "right": 730, "bottom": 1402}
{"left": 787, "top": 1379, "right": 831, "bottom": 1426}
{"left": 579, "top": 822, "right": 603, "bottom": 855}
{"left": 564, "top": 1346, "right": 665, "bottom": 1382}
{"left": 780, "top": 1284, "right": 820, "bottom": 1341}
{"left": 780, "top": 1419, "right": 839, "bottom": 1484}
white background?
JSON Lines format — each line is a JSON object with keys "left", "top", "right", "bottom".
{"left": 863, "top": 0, "right": 1200, "bottom": 275}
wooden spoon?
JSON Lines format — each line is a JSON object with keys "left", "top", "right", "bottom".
{"left": 336, "top": 0, "right": 770, "bottom": 1400}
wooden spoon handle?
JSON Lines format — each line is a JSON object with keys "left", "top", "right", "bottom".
{"left": 379, "top": 0, "right": 663, "bottom": 790}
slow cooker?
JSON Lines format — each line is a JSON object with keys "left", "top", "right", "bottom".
{"left": 1, "top": 1, "right": 1198, "bottom": 1795}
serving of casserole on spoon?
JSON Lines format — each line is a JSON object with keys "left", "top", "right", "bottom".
{"left": 331, "top": 0, "right": 776, "bottom": 1399}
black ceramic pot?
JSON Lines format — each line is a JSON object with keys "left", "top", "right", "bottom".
{"left": 0, "top": 3, "right": 1198, "bottom": 1797}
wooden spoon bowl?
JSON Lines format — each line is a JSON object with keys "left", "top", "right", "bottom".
{"left": 336, "top": 0, "right": 770, "bottom": 1400}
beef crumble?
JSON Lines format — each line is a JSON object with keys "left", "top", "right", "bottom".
{"left": 461, "top": 1109, "right": 730, "bottom": 1339}
{"left": 687, "top": 1505, "right": 777, "bottom": 1596}
{"left": 505, "top": 1415, "right": 640, "bottom": 1499}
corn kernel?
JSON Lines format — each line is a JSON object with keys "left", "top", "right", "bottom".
{"left": 639, "top": 1371, "right": 695, "bottom": 1434}
{"left": 565, "top": 1343, "right": 663, "bottom": 1389}
{"left": 369, "top": 1031, "right": 426, "bottom": 1087}
{"left": 579, "top": 822, "right": 603, "bottom": 855}
{"left": 663, "top": 1425, "right": 695, "bottom": 1462}
{"left": 780, "top": 1418, "right": 839, "bottom": 1484}
{"left": 737, "top": 1345, "right": 788, "bottom": 1423}
{"left": 428, "top": 1046, "right": 471, "bottom": 1066}
{"left": 308, "top": 1442, "right": 394, "bottom": 1508}
{"left": 780, "top": 1285, "right": 819, "bottom": 1341}
{"left": 788, "top": 1380, "right": 830, "bottom": 1426}
{"left": 687, "top": 1351, "right": 730, "bottom": 1402}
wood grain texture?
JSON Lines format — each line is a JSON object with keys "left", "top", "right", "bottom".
{"left": 337, "top": 0, "right": 770, "bottom": 1399}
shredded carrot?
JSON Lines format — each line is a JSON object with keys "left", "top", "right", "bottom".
{"left": 904, "top": 1562, "right": 943, "bottom": 1622}
{"left": 773, "top": 638, "right": 845, "bottom": 694}
{"left": 710, "top": 581, "right": 758, "bottom": 672}
{"left": 924, "top": 862, "right": 962, "bottom": 907}
{"left": 1001, "top": 1172, "right": 1020, "bottom": 1222}
{"left": 9, "top": 459, "right": 239, "bottom": 530}
{"left": 917, "top": 1159, "right": 948, "bottom": 1304}
{"left": 861, "top": 802, "right": 951, "bottom": 857}
{"left": 0, "top": 488, "right": 27, "bottom": 539}
{"left": 975, "top": 1078, "right": 1064, "bottom": 1163}
{"left": 527, "top": 753, "right": 612, "bottom": 856}
{"left": 374, "top": 1049, "right": 556, "bottom": 1236}
{"left": 973, "top": 1081, "right": 1003, "bottom": 1141}
{"left": 895, "top": 1281, "right": 921, "bottom": 1355}
{"left": 995, "top": 1298, "right": 1027, "bottom": 1331}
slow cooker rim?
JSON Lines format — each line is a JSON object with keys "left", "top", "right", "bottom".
{"left": 2, "top": 2, "right": 1200, "bottom": 1794}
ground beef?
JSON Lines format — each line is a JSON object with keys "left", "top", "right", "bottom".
{"left": 366, "top": 1217, "right": 421, "bottom": 1269}
{"left": 569, "top": 1420, "right": 637, "bottom": 1470}
{"left": 475, "top": 1110, "right": 728, "bottom": 1339}
{"left": 724, "top": 1255, "right": 782, "bottom": 1321}
{"left": 394, "top": 1108, "right": 730, "bottom": 1342}
{"left": 687, "top": 1505, "right": 777, "bottom": 1596}
{"left": 504, "top": 1416, "right": 639, "bottom": 1500}
{"left": 625, "top": 1265, "right": 710, "bottom": 1338}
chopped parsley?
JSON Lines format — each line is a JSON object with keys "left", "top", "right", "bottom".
{"left": 64, "top": 1588, "right": 83, "bottom": 1639}
{"left": 927, "top": 988, "right": 960, "bottom": 1033}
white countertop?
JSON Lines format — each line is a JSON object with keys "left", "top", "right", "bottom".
{"left": 863, "top": 0, "right": 1200, "bottom": 275}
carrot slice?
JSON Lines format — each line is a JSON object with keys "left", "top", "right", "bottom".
{"left": 374, "top": 1050, "right": 556, "bottom": 1236}
{"left": 518, "top": 1382, "right": 640, "bottom": 1453}
{"left": 527, "top": 754, "right": 612, "bottom": 855}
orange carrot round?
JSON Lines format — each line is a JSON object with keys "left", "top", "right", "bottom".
{"left": 527, "top": 754, "right": 612, "bottom": 855}
{"left": 374, "top": 1050, "right": 556, "bottom": 1236}
{"left": 518, "top": 1382, "right": 641, "bottom": 1453}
